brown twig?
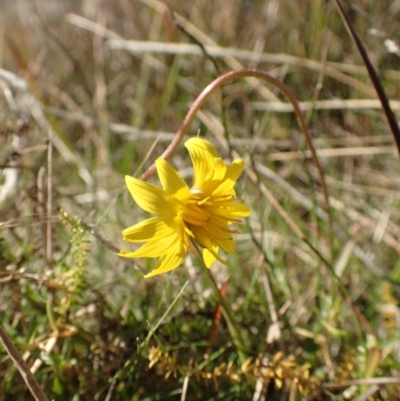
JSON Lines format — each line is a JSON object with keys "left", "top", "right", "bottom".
{"left": 0, "top": 327, "right": 49, "bottom": 401}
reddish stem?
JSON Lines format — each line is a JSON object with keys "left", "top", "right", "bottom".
{"left": 205, "top": 278, "right": 229, "bottom": 358}
{"left": 140, "top": 69, "right": 331, "bottom": 243}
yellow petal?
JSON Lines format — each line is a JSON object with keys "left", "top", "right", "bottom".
{"left": 122, "top": 216, "right": 176, "bottom": 243}
{"left": 185, "top": 138, "right": 218, "bottom": 188}
{"left": 155, "top": 158, "right": 190, "bottom": 200}
{"left": 200, "top": 214, "right": 236, "bottom": 233}
{"left": 119, "top": 231, "right": 181, "bottom": 258}
{"left": 200, "top": 158, "right": 228, "bottom": 195}
{"left": 200, "top": 222, "right": 236, "bottom": 254}
{"left": 212, "top": 159, "right": 245, "bottom": 197}
{"left": 207, "top": 202, "right": 250, "bottom": 219}
{"left": 203, "top": 245, "right": 219, "bottom": 268}
{"left": 211, "top": 158, "right": 227, "bottom": 181}
{"left": 185, "top": 137, "right": 218, "bottom": 157}
{"left": 204, "top": 221, "right": 234, "bottom": 241}
{"left": 214, "top": 235, "right": 236, "bottom": 254}
{"left": 191, "top": 226, "right": 228, "bottom": 265}
{"left": 183, "top": 203, "right": 210, "bottom": 226}
{"left": 125, "top": 175, "right": 174, "bottom": 215}
{"left": 144, "top": 242, "right": 186, "bottom": 278}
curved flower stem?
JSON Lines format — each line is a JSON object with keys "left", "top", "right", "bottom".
{"left": 191, "top": 241, "right": 247, "bottom": 363}
{"left": 141, "top": 69, "right": 333, "bottom": 254}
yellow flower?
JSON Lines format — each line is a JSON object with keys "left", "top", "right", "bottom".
{"left": 119, "top": 138, "right": 250, "bottom": 278}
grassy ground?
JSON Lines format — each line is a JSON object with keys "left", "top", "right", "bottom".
{"left": 1, "top": 0, "right": 400, "bottom": 400}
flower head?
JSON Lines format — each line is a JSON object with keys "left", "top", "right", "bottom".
{"left": 119, "top": 138, "right": 249, "bottom": 278}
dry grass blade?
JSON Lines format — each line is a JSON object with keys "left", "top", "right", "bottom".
{"left": 105, "top": 38, "right": 400, "bottom": 97}
{"left": 265, "top": 145, "right": 396, "bottom": 161}
{"left": 323, "top": 377, "right": 400, "bottom": 389}
{"left": 252, "top": 98, "right": 400, "bottom": 112}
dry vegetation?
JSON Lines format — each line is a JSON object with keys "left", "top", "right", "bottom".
{"left": 1, "top": 0, "right": 400, "bottom": 400}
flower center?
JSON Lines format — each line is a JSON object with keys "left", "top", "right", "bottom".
{"left": 182, "top": 195, "right": 210, "bottom": 226}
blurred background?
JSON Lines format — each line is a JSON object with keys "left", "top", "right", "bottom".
{"left": 1, "top": 1, "right": 400, "bottom": 400}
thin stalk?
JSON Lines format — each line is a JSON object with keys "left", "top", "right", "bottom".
{"left": 191, "top": 241, "right": 247, "bottom": 364}
{"left": 0, "top": 327, "right": 49, "bottom": 401}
